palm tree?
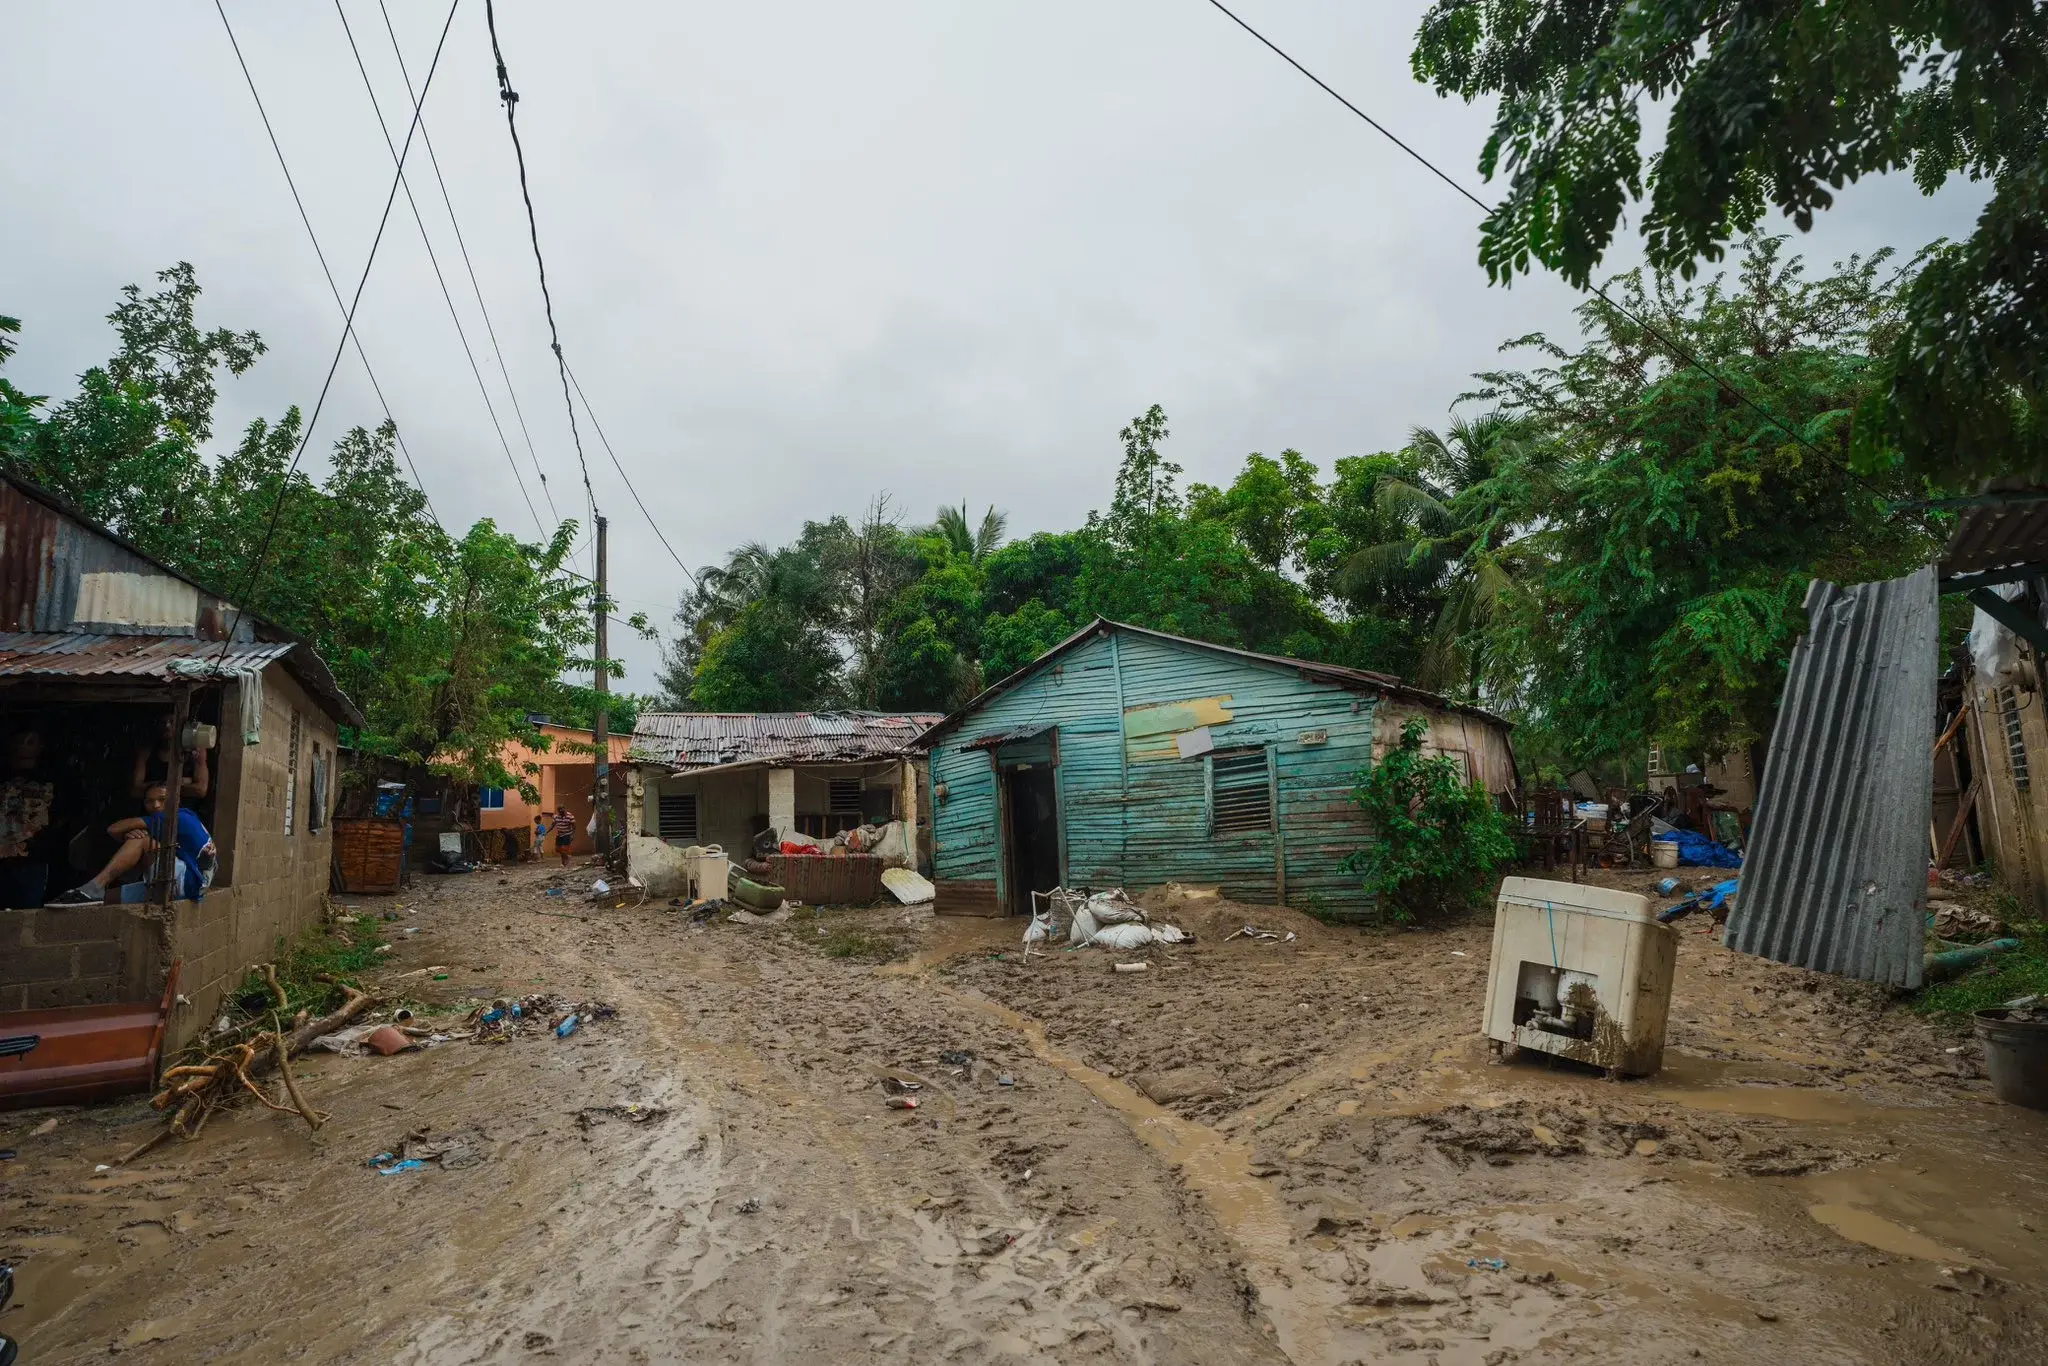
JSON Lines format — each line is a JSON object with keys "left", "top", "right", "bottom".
{"left": 931, "top": 501, "right": 1008, "bottom": 564}
{"left": 1338, "top": 411, "right": 1554, "bottom": 696}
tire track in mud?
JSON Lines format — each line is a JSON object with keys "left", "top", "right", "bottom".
{"left": 403, "top": 925, "right": 1260, "bottom": 1363}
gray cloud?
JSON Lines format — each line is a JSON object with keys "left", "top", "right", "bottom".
{"left": 3, "top": 1, "right": 1987, "bottom": 691}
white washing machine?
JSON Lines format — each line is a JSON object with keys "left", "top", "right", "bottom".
{"left": 1481, "top": 877, "right": 1677, "bottom": 1077}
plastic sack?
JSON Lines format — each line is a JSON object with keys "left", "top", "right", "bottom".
{"left": 1092, "top": 923, "right": 1155, "bottom": 950}
{"left": 1069, "top": 905, "right": 1100, "bottom": 945}
{"left": 1971, "top": 583, "right": 2025, "bottom": 693}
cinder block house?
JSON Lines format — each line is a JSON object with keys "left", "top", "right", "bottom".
{"left": 0, "top": 472, "right": 361, "bottom": 1049}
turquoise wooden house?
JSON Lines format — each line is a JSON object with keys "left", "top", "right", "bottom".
{"left": 913, "top": 620, "right": 1517, "bottom": 920}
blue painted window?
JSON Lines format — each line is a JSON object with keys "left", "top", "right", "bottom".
{"left": 479, "top": 787, "right": 506, "bottom": 810}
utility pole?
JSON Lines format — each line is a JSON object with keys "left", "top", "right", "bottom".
{"left": 593, "top": 514, "right": 611, "bottom": 866}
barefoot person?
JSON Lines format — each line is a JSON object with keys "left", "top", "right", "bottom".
{"left": 48, "top": 783, "right": 215, "bottom": 906}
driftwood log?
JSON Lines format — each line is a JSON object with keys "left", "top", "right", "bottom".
{"left": 118, "top": 978, "right": 381, "bottom": 1166}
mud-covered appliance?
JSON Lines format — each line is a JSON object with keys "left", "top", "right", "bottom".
{"left": 1482, "top": 877, "right": 1677, "bottom": 1076}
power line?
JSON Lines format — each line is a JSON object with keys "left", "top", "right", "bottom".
{"left": 372, "top": 0, "right": 559, "bottom": 528}
{"left": 482, "top": 0, "right": 598, "bottom": 558}
{"left": 212, "top": 0, "right": 442, "bottom": 532}
{"left": 332, "top": 0, "right": 546, "bottom": 537}
{"left": 213, "top": 0, "right": 463, "bottom": 663}
{"left": 1202, "top": 0, "right": 1848, "bottom": 473}
{"left": 565, "top": 362, "right": 703, "bottom": 592}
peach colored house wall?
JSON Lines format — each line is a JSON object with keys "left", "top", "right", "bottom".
{"left": 479, "top": 724, "right": 630, "bottom": 857}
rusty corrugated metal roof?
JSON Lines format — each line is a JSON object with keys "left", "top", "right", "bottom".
{"left": 914, "top": 617, "right": 1513, "bottom": 750}
{"left": 628, "top": 711, "right": 942, "bottom": 770}
{"left": 0, "top": 632, "right": 296, "bottom": 678}
{"left": 0, "top": 474, "right": 364, "bottom": 725}
{"left": 1941, "top": 487, "right": 2048, "bottom": 577}
{"left": 1724, "top": 566, "right": 1939, "bottom": 987}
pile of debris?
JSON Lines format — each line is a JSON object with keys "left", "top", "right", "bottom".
{"left": 1049, "top": 888, "right": 1190, "bottom": 950}
{"left": 463, "top": 994, "right": 617, "bottom": 1044}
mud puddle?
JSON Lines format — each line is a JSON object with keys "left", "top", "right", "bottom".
{"left": 876, "top": 911, "right": 1015, "bottom": 976}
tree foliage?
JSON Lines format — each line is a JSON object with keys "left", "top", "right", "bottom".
{"left": 1345, "top": 718, "right": 1517, "bottom": 924}
{"left": 1, "top": 265, "right": 603, "bottom": 791}
{"left": 1411, "top": 0, "right": 2048, "bottom": 484}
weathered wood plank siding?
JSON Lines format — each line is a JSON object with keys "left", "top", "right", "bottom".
{"left": 926, "top": 624, "right": 1513, "bottom": 920}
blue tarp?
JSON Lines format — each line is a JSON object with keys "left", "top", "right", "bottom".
{"left": 1658, "top": 829, "right": 1743, "bottom": 869}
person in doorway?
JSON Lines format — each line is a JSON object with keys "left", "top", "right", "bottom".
{"left": 551, "top": 806, "right": 575, "bottom": 867}
{"left": 533, "top": 812, "right": 551, "bottom": 861}
{"left": 47, "top": 783, "right": 216, "bottom": 906}
{"left": 130, "top": 713, "right": 211, "bottom": 802}
{"left": 0, "top": 728, "right": 59, "bottom": 909}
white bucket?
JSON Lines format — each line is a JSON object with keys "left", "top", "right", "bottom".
{"left": 1651, "top": 840, "right": 1680, "bottom": 869}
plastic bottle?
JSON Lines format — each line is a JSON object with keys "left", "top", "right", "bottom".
{"left": 556, "top": 1013, "right": 579, "bottom": 1039}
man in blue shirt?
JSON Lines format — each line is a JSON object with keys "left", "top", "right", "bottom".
{"left": 47, "top": 783, "right": 216, "bottom": 906}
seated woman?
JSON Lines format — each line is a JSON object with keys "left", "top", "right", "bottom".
{"left": 46, "top": 783, "right": 216, "bottom": 906}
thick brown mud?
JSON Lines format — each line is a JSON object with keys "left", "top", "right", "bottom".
{"left": 5, "top": 864, "right": 2047, "bottom": 1364}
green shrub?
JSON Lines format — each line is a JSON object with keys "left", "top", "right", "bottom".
{"left": 1345, "top": 718, "right": 1516, "bottom": 925}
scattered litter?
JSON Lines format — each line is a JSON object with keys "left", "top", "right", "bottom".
{"left": 30, "top": 1118, "right": 57, "bottom": 1137}
{"left": 306, "top": 1023, "right": 382, "bottom": 1055}
{"left": 972, "top": 1231, "right": 1016, "bottom": 1256}
{"left": 727, "top": 907, "right": 793, "bottom": 926}
{"left": 997, "top": 1073, "right": 1015, "bottom": 1087}
{"left": 591, "top": 878, "right": 611, "bottom": 895}
{"left": 939, "top": 1050, "right": 975, "bottom": 1067}
{"left": 543, "top": 887, "right": 568, "bottom": 899}
{"left": 373, "top": 1158, "right": 426, "bottom": 1175}
{"left": 1654, "top": 876, "right": 1684, "bottom": 897}
{"left": 1113, "top": 961, "right": 1149, "bottom": 974}
{"left": 1450, "top": 951, "right": 1467, "bottom": 958}
{"left": 1467, "top": 1257, "right": 1508, "bottom": 1272}
{"left": 556, "top": 1014, "right": 580, "bottom": 1039}
{"left": 737, "top": 1198, "right": 761, "bottom": 1214}
{"left": 882, "top": 1077, "right": 922, "bottom": 1095}
{"left": 0, "top": 1150, "right": 13, "bottom": 1161}
{"left": 1225, "top": 925, "right": 1284, "bottom": 942}
{"left": 577, "top": 1103, "right": 670, "bottom": 1128}
{"left": 93, "top": 1163, "right": 111, "bottom": 1174}
{"left": 886, "top": 1096, "right": 919, "bottom": 1110}
{"left": 364, "top": 1025, "right": 417, "bottom": 1056}
{"left": 1932, "top": 903, "right": 2006, "bottom": 942}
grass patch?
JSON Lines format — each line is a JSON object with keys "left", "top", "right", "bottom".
{"left": 818, "top": 923, "right": 902, "bottom": 961}
{"left": 230, "top": 909, "right": 386, "bottom": 1021}
{"left": 1914, "top": 894, "right": 2047, "bottom": 1022}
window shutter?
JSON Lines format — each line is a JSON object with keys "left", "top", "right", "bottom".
{"left": 828, "top": 777, "right": 862, "bottom": 812}
{"left": 658, "top": 793, "right": 700, "bottom": 841}
{"left": 1210, "top": 749, "right": 1272, "bottom": 834}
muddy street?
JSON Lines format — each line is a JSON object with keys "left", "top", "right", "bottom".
{"left": 6, "top": 864, "right": 2048, "bottom": 1364}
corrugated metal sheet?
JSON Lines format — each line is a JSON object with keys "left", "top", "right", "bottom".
{"left": 928, "top": 624, "right": 1518, "bottom": 920}
{"left": 629, "top": 711, "right": 942, "bottom": 769}
{"left": 0, "top": 632, "right": 293, "bottom": 678}
{"left": 0, "top": 474, "right": 364, "bottom": 725}
{"left": 1941, "top": 488, "right": 2048, "bottom": 576}
{"left": 767, "top": 853, "right": 885, "bottom": 905}
{"left": 961, "top": 722, "right": 1054, "bottom": 752}
{"left": 1725, "top": 567, "right": 1939, "bottom": 987}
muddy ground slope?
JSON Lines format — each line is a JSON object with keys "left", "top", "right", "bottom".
{"left": 4, "top": 864, "right": 2046, "bottom": 1365}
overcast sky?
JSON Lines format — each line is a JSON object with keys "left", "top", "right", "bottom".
{"left": 5, "top": 2, "right": 1986, "bottom": 693}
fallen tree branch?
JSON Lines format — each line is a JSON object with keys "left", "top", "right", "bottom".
{"left": 272, "top": 1030, "right": 327, "bottom": 1130}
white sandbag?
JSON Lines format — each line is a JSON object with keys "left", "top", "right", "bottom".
{"left": 1092, "top": 922, "right": 1155, "bottom": 950}
{"left": 868, "top": 820, "right": 912, "bottom": 867}
{"left": 1069, "top": 905, "right": 1100, "bottom": 945}
{"left": 1086, "top": 889, "right": 1146, "bottom": 925}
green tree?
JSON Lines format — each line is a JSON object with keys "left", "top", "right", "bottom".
{"left": 1411, "top": 0, "right": 2047, "bottom": 485}
{"left": 1476, "top": 238, "right": 1937, "bottom": 765}
{"left": 1336, "top": 412, "right": 1554, "bottom": 697}
{"left": 929, "top": 500, "right": 1008, "bottom": 565}
{"left": 1345, "top": 718, "right": 1516, "bottom": 924}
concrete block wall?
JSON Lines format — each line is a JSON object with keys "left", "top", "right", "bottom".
{"left": 165, "top": 667, "right": 341, "bottom": 1050}
{"left": 0, "top": 903, "right": 160, "bottom": 1011}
